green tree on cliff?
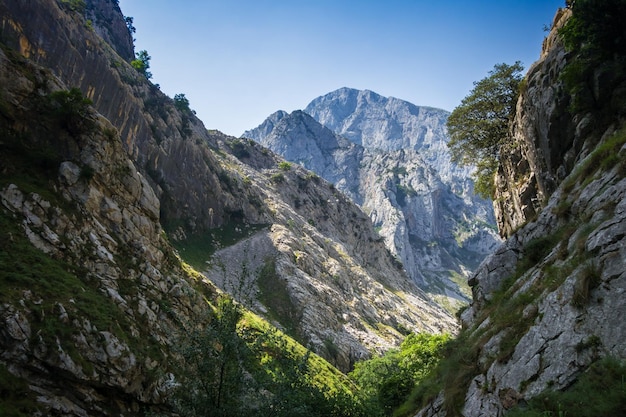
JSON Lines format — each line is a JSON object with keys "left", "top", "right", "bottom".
{"left": 131, "top": 50, "right": 152, "bottom": 79}
{"left": 446, "top": 61, "right": 524, "bottom": 199}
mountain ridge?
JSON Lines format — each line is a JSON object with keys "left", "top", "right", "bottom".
{"left": 244, "top": 89, "right": 501, "bottom": 310}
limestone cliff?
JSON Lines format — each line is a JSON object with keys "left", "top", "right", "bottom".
{"left": 0, "top": 45, "right": 213, "bottom": 415}
{"left": 0, "top": 0, "right": 266, "bottom": 233}
{"left": 0, "top": 1, "right": 457, "bottom": 414}
{"left": 415, "top": 7, "right": 626, "bottom": 416}
{"left": 244, "top": 93, "right": 501, "bottom": 311}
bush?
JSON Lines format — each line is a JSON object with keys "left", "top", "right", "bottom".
{"left": 47, "top": 88, "right": 94, "bottom": 134}
{"left": 349, "top": 333, "right": 450, "bottom": 415}
{"left": 278, "top": 161, "right": 292, "bottom": 171}
{"left": 131, "top": 50, "right": 152, "bottom": 79}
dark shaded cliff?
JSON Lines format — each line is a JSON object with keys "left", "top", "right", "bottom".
{"left": 413, "top": 6, "right": 626, "bottom": 416}
{"left": 0, "top": 0, "right": 266, "bottom": 233}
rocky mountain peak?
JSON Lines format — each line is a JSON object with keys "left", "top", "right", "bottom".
{"left": 245, "top": 90, "right": 501, "bottom": 311}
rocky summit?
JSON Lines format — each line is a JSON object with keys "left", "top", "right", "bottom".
{"left": 244, "top": 89, "right": 501, "bottom": 311}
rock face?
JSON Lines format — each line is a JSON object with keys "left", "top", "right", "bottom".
{"left": 244, "top": 90, "right": 501, "bottom": 310}
{"left": 494, "top": 9, "right": 575, "bottom": 237}
{"left": 416, "top": 8, "right": 626, "bottom": 416}
{"left": 0, "top": 46, "right": 212, "bottom": 415}
{"left": 0, "top": 1, "right": 457, "bottom": 414}
{"left": 0, "top": 0, "right": 266, "bottom": 233}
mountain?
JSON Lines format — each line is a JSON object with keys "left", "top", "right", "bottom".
{"left": 414, "top": 7, "right": 626, "bottom": 416}
{"left": 0, "top": 1, "right": 456, "bottom": 414}
{"left": 243, "top": 89, "right": 501, "bottom": 310}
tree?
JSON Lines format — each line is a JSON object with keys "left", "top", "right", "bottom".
{"left": 48, "top": 87, "right": 94, "bottom": 134}
{"left": 446, "top": 62, "right": 524, "bottom": 198}
{"left": 124, "top": 16, "right": 136, "bottom": 35}
{"left": 349, "top": 333, "right": 450, "bottom": 414}
{"left": 173, "top": 297, "right": 250, "bottom": 417}
{"left": 131, "top": 50, "right": 152, "bottom": 79}
{"left": 174, "top": 93, "right": 191, "bottom": 112}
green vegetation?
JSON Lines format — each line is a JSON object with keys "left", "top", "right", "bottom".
{"left": 131, "top": 50, "right": 152, "bottom": 79}
{"left": 562, "top": 127, "right": 626, "bottom": 194}
{"left": 226, "top": 138, "right": 251, "bottom": 159}
{"left": 171, "top": 297, "right": 369, "bottom": 417}
{"left": 257, "top": 258, "right": 301, "bottom": 338}
{"left": 0, "top": 364, "right": 39, "bottom": 417}
{"left": 173, "top": 93, "right": 193, "bottom": 137}
{"left": 395, "top": 217, "right": 601, "bottom": 416}
{"left": 506, "top": 357, "right": 626, "bottom": 417}
{"left": 271, "top": 172, "right": 285, "bottom": 183}
{"left": 559, "top": 0, "right": 626, "bottom": 116}
{"left": 349, "top": 333, "right": 450, "bottom": 416}
{"left": 48, "top": 87, "right": 95, "bottom": 134}
{"left": 279, "top": 161, "right": 293, "bottom": 171}
{"left": 170, "top": 222, "right": 269, "bottom": 270}
{"left": 124, "top": 16, "right": 136, "bottom": 36}
{"left": 174, "top": 93, "right": 191, "bottom": 112}
{"left": 0, "top": 202, "right": 147, "bottom": 373}
{"left": 446, "top": 62, "right": 524, "bottom": 198}
{"left": 58, "top": 0, "right": 86, "bottom": 13}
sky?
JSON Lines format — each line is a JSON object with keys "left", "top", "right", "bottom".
{"left": 118, "top": 0, "right": 565, "bottom": 137}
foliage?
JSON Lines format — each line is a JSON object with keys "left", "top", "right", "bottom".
{"left": 174, "top": 93, "right": 191, "bottom": 112}
{"left": 169, "top": 222, "right": 269, "bottom": 270}
{"left": 270, "top": 172, "right": 285, "bottom": 183}
{"left": 560, "top": 0, "right": 626, "bottom": 60}
{"left": 172, "top": 297, "right": 249, "bottom": 416}
{"left": 173, "top": 93, "right": 193, "bottom": 137}
{"left": 131, "top": 50, "right": 152, "bottom": 79}
{"left": 257, "top": 257, "right": 301, "bottom": 338}
{"left": 226, "top": 138, "right": 251, "bottom": 159}
{"left": 349, "top": 333, "right": 450, "bottom": 415}
{"left": 558, "top": 0, "right": 626, "bottom": 114}
{"left": 506, "top": 357, "right": 626, "bottom": 417}
{"left": 278, "top": 161, "right": 292, "bottom": 171}
{"left": 58, "top": 0, "right": 86, "bottom": 13}
{"left": 47, "top": 87, "right": 94, "bottom": 134}
{"left": 446, "top": 62, "right": 524, "bottom": 198}
{"left": 396, "top": 220, "right": 595, "bottom": 417}
{"left": 562, "top": 126, "right": 626, "bottom": 194}
{"left": 124, "top": 16, "right": 136, "bottom": 35}
{"left": 171, "top": 298, "right": 369, "bottom": 416}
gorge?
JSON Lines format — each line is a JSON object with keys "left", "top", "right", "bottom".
{"left": 0, "top": 1, "right": 625, "bottom": 416}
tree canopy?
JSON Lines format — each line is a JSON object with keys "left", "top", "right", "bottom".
{"left": 131, "top": 50, "right": 152, "bottom": 79}
{"left": 446, "top": 61, "right": 524, "bottom": 198}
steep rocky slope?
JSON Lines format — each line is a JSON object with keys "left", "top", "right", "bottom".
{"left": 244, "top": 91, "right": 501, "bottom": 310}
{"left": 415, "top": 8, "right": 626, "bottom": 416}
{"left": 0, "top": 45, "right": 213, "bottom": 415}
{"left": 0, "top": 3, "right": 457, "bottom": 414}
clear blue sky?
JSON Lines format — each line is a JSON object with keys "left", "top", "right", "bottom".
{"left": 118, "top": 1, "right": 565, "bottom": 137}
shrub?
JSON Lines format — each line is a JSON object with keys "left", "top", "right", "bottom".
{"left": 270, "top": 172, "right": 285, "bottom": 183}
{"left": 47, "top": 88, "right": 94, "bottom": 134}
{"left": 278, "top": 161, "right": 292, "bottom": 171}
{"left": 131, "top": 50, "right": 152, "bottom": 79}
